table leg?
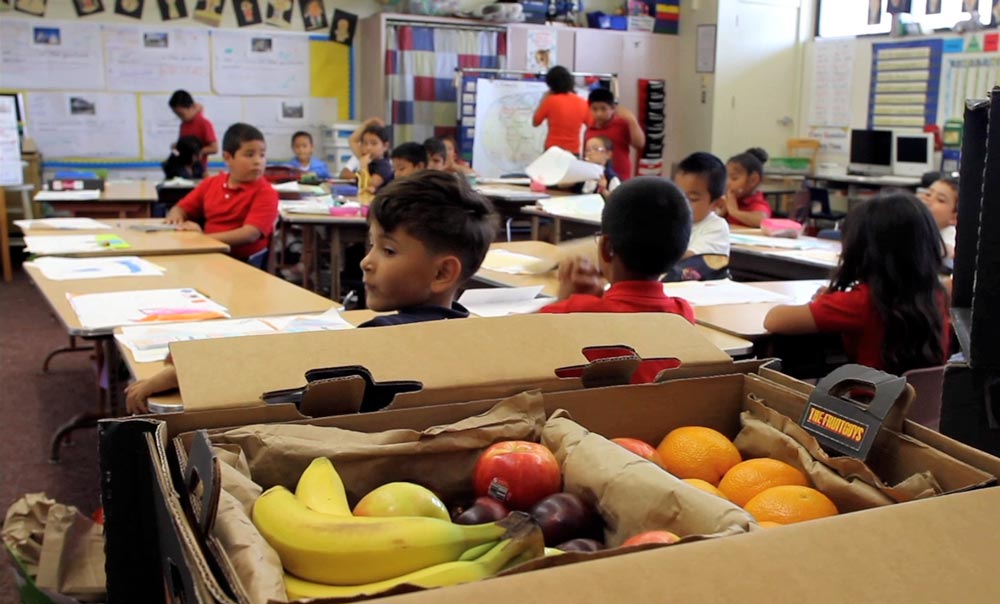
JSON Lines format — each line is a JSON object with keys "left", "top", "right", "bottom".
{"left": 0, "top": 189, "right": 11, "bottom": 283}
{"left": 552, "top": 218, "right": 562, "bottom": 244}
{"left": 301, "top": 225, "right": 316, "bottom": 291}
{"left": 330, "top": 225, "right": 342, "bottom": 302}
{"left": 49, "top": 337, "right": 110, "bottom": 463}
{"left": 530, "top": 215, "right": 540, "bottom": 241}
{"left": 42, "top": 335, "right": 95, "bottom": 372}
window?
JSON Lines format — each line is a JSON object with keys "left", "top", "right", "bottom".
{"left": 818, "top": 0, "right": 994, "bottom": 38}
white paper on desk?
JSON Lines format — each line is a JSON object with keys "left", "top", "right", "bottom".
{"left": 280, "top": 197, "right": 334, "bottom": 214}
{"left": 525, "top": 147, "right": 604, "bottom": 186}
{"left": 480, "top": 249, "right": 557, "bottom": 275}
{"left": 264, "top": 308, "right": 355, "bottom": 332}
{"left": 116, "top": 318, "right": 276, "bottom": 363}
{"left": 34, "top": 190, "right": 101, "bottom": 201}
{"left": 729, "top": 233, "right": 823, "bottom": 250}
{"left": 476, "top": 177, "right": 532, "bottom": 186}
{"left": 14, "top": 218, "right": 111, "bottom": 230}
{"left": 759, "top": 248, "right": 841, "bottom": 267}
{"left": 28, "top": 256, "right": 165, "bottom": 281}
{"left": 663, "top": 280, "right": 793, "bottom": 307}
{"left": 273, "top": 181, "right": 326, "bottom": 195}
{"left": 474, "top": 185, "right": 550, "bottom": 201}
{"left": 24, "top": 235, "right": 119, "bottom": 254}
{"left": 459, "top": 286, "right": 552, "bottom": 317}
{"left": 159, "top": 177, "right": 196, "bottom": 188}
{"left": 538, "top": 194, "right": 604, "bottom": 221}
{"left": 68, "top": 288, "right": 230, "bottom": 331}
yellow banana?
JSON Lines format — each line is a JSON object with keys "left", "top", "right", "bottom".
{"left": 457, "top": 541, "right": 499, "bottom": 562}
{"left": 294, "top": 457, "right": 351, "bottom": 516}
{"left": 253, "top": 486, "right": 526, "bottom": 585}
{"left": 283, "top": 533, "right": 542, "bottom": 600}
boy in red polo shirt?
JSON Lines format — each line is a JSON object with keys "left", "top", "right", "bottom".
{"left": 585, "top": 88, "right": 645, "bottom": 181}
{"left": 540, "top": 177, "right": 694, "bottom": 382}
{"left": 165, "top": 123, "right": 278, "bottom": 268}
{"left": 169, "top": 90, "right": 218, "bottom": 170}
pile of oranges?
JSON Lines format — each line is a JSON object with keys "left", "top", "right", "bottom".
{"left": 628, "top": 426, "right": 839, "bottom": 526}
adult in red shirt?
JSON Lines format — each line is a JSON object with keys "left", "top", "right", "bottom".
{"left": 166, "top": 123, "right": 277, "bottom": 266}
{"left": 533, "top": 66, "right": 592, "bottom": 155}
{"left": 169, "top": 89, "right": 218, "bottom": 170}
{"left": 585, "top": 88, "right": 645, "bottom": 181}
{"left": 764, "top": 193, "right": 949, "bottom": 374}
{"left": 720, "top": 147, "right": 772, "bottom": 227}
{"left": 540, "top": 177, "right": 694, "bottom": 383}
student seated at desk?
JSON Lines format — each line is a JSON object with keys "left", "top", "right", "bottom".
{"left": 441, "top": 135, "right": 475, "bottom": 176}
{"left": 918, "top": 177, "right": 958, "bottom": 269}
{"left": 288, "top": 130, "right": 331, "bottom": 179}
{"left": 666, "top": 152, "right": 730, "bottom": 282}
{"left": 575, "top": 135, "right": 620, "bottom": 195}
{"left": 358, "top": 123, "right": 394, "bottom": 194}
{"left": 390, "top": 142, "right": 428, "bottom": 179}
{"left": 540, "top": 177, "right": 694, "bottom": 382}
{"left": 764, "top": 193, "right": 949, "bottom": 374}
{"left": 162, "top": 135, "right": 205, "bottom": 180}
{"left": 424, "top": 137, "right": 447, "bottom": 170}
{"left": 165, "top": 123, "right": 278, "bottom": 268}
{"left": 338, "top": 117, "right": 384, "bottom": 180}
{"left": 719, "top": 147, "right": 772, "bottom": 228}
{"left": 125, "top": 171, "right": 497, "bottom": 414}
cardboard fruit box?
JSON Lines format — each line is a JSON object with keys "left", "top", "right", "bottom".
{"left": 101, "top": 356, "right": 1000, "bottom": 603}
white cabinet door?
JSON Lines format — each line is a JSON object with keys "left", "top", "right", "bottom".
{"left": 712, "top": 0, "right": 803, "bottom": 160}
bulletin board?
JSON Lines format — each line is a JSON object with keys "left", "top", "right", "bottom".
{"left": 0, "top": 18, "right": 352, "bottom": 164}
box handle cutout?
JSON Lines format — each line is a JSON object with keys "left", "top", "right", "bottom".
{"left": 554, "top": 345, "right": 681, "bottom": 385}
{"left": 183, "top": 430, "right": 221, "bottom": 536}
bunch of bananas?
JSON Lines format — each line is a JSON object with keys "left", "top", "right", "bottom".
{"left": 251, "top": 457, "right": 544, "bottom": 600}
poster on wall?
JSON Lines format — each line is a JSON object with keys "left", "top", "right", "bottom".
{"left": 235, "top": 0, "right": 262, "bottom": 26}
{"left": 887, "top": 0, "right": 911, "bottom": 14}
{"left": 157, "top": 0, "right": 187, "bottom": 20}
{"left": 265, "top": 0, "right": 292, "bottom": 28}
{"left": 300, "top": 0, "right": 327, "bottom": 31}
{"left": 193, "top": 0, "right": 223, "bottom": 27}
{"left": 73, "top": 0, "right": 104, "bottom": 17}
{"left": 14, "top": 0, "right": 47, "bottom": 17}
{"left": 526, "top": 29, "right": 556, "bottom": 73}
{"left": 115, "top": 0, "right": 144, "bottom": 19}
{"left": 330, "top": 10, "right": 356, "bottom": 46}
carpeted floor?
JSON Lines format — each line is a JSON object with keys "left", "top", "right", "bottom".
{"left": 1, "top": 263, "right": 104, "bottom": 604}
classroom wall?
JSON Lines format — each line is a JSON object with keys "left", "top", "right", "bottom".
{"left": 672, "top": 0, "right": 719, "bottom": 167}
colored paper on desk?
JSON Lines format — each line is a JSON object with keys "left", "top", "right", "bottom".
{"left": 68, "top": 288, "right": 230, "bottom": 331}
{"left": 729, "top": 233, "right": 824, "bottom": 250}
{"left": 14, "top": 218, "right": 111, "bottom": 231}
{"left": 663, "top": 280, "right": 793, "bottom": 307}
{"left": 480, "top": 249, "right": 557, "bottom": 275}
{"left": 24, "top": 234, "right": 129, "bottom": 254}
{"left": 459, "top": 286, "right": 553, "bottom": 317}
{"left": 28, "top": 256, "right": 165, "bottom": 281}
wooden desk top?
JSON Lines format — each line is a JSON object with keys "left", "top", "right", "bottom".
{"left": 25, "top": 253, "right": 334, "bottom": 336}
{"left": 521, "top": 204, "right": 601, "bottom": 226}
{"left": 18, "top": 218, "right": 190, "bottom": 234}
{"left": 693, "top": 279, "right": 827, "bottom": 339}
{"left": 729, "top": 229, "right": 841, "bottom": 269}
{"left": 279, "top": 209, "right": 369, "bottom": 225}
{"left": 23, "top": 227, "right": 230, "bottom": 257}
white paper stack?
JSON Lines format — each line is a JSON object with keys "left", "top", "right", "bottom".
{"left": 526, "top": 147, "right": 603, "bottom": 186}
{"left": 14, "top": 217, "right": 111, "bottom": 230}
{"left": 662, "top": 280, "right": 794, "bottom": 307}
{"left": 28, "top": 256, "right": 165, "bottom": 280}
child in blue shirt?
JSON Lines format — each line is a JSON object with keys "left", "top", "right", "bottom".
{"left": 288, "top": 131, "right": 331, "bottom": 179}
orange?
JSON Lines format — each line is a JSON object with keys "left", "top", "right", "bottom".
{"left": 744, "top": 486, "right": 839, "bottom": 524}
{"left": 682, "top": 478, "right": 730, "bottom": 500}
{"left": 717, "top": 458, "right": 810, "bottom": 507}
{"left": 656, "top": 426, "right": 742, "bottom": 485}
{"left": 756, "top": 521, "right": 784, "bottom": 529}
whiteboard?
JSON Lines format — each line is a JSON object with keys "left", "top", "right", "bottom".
{"left": 0, "top": 96, "right": 23, "bottom": 187}
{"left": 241, "top": 97, "right": 338, "bottom": 161}
{"left": 104, "top": 25, "right": 211, "bottom": 93}
{"left": 211, "top": 30, "right": 309, "bottom": 96}
{"left": 26, "top": 92, "right": 139, "bottom": 158}
{"left": 140, "top": 94, "right": 242, "bottom": 161}
{"left": 0, "top": 20, "right": 105, "bottom": 91}
{"left": 472, "top": 78, "right": 549, "bottom": 178}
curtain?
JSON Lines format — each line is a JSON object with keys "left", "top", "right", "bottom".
{"left": 385, "top": 24, "right": 506, "bottom": 146}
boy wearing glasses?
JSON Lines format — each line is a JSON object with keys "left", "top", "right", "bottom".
{"left": 576, "top": 135, "right": 621, "bottom": 195}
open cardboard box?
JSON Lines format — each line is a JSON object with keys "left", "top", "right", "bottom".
{"left": 100, "top": 353, "right": 1000, "bottom": 603}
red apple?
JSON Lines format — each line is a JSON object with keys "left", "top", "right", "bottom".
{"left": 530, "top": 492, "right": 598, "bottom": 546}
{"left": 474, "top": 441, "right": 562, "bottom": 511}
{"left": 621, "top": 530, "right": 681, "bottom": 547}
{"left": 611, "top": 437, "right": 665, "bottom": 468}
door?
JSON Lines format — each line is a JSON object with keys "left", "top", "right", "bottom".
{"left": 712, "top": 0, "right": 803, "bottom": 160}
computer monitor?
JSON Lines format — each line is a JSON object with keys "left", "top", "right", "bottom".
{"left": 892, "top": 131, "right": 935, "bottom": 178}
{"left": 848, "top": 129, "right": 893, "bottom": 176}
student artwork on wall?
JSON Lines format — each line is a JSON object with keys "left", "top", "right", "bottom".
{"left": 193, "top": 0, "right": 223, "bottom": 27}
{"left": 626, "top": 0, "right": 680, "bottom": 35}
{"left": 330, "top": 9, "right": 356, "bottom": 46}
{"left": 887, "top": 0, "right": 911, "bottom": 14}
{"left": 300, "top": 0, "right": 328, "bottom": 32}
{"left": 14, "top": 0, "right": 46, "bottom": 17}
{"left": 526, "top": 29, "right": 556, "bottom": 72}
{"left": 114, "top": 0, "right": 143, "bottom": 18}
{"left": 73, "top": 0, "right": 104, "bottom": 17}
{"left": 236, "top": 0, "right": 262, "bottom": 26}
{"left": 265, "top": 0, "right": 292, "bottom": 28}
{"left": 157, "top": 0, "right": 187, "bottom": 20}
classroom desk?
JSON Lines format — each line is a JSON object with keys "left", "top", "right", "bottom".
{"left": 693, "top": 279, "right": 827, "bottom": 339}
{"left": 521, "top": 205, "right": 600, "bottom": 243}
{"left": 19, "top": 224, "right": 231, "bottom": 257}
{"left": 35, "top": 181, "right": 160, "bottom": 218}
{"left": 278, "top": 208, "right": 368, "bottom": 301}
{"left": 729, "top": 230, "right": 841, "bottom": 281}
{"left": 25, "top": 253, "right": 334, "bottom": 460}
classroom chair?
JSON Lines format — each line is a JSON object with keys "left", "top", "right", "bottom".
{"left": 786, "top": 138, "right": 821, "bottom": 173}
{"left": 903, "top": 365, "right": 946, "bottom": 431}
